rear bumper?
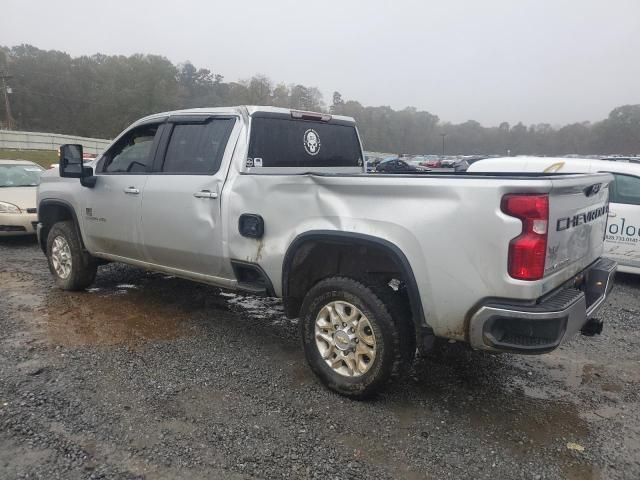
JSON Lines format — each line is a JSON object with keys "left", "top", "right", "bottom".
{"left": 469, "top": 258, "right": 616, "bottom": 353}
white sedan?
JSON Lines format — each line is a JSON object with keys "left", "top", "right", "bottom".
{"left": 469, "top": 156, "right": 640, "bottom": 274}
{"left": 0, "top": 159, "right": 45, "bottom": 236}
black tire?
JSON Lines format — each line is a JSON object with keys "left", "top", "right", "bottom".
{"left": 300, "top": 276, "right": 413, "bottom": 399}
{"left": 46, "top": 220, "right": 97, "bottom": 291}
{"left": 369, "top": 281, "right": 416, "bottom": 369}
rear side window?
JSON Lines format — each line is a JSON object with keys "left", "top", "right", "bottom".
{"left": 162, "top": 118, "right": 235, "bottom": 174}
{"left": 248, "top": 117, "right": 362, "bottom": 168}
{"left": 609, "top": 173, "right": 640, "bottom": 206}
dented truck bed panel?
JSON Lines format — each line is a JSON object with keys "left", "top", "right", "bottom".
{"left": 225, "top": 170, "right": 612, "bottom": 339}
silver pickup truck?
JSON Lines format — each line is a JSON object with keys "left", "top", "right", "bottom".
{"left": 37, "top": 106, "right": 616, "bottom": 398}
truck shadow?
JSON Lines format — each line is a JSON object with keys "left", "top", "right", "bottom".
{"left": 614, "top": 271, "right": 640, "bottom": 286}
{"left": 0, "top": 235, "right": 38, "bottom": 247}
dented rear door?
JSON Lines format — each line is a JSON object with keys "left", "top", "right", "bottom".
{"left": 141, "top": 115, "right": 237, "bottom": 277}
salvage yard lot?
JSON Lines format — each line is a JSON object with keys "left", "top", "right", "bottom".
{"left": 1, "top": 237, "right": 639, "bottom": 479}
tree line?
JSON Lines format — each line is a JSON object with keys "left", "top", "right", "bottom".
{"left": 1, "top": 44, "right": 638, "bottom": 155}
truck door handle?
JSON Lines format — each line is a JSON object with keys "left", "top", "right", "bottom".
{"left": 608, "top": 211, "right": 617, "bottom": 218}
{"left": 123, "top": 187, "right": 140, "bottom": 195}
{"left": 193, "top": 190, "right": 218, "bottom": 199}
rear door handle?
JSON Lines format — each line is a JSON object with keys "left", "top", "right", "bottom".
{"left": 193, "top": 190, "right": 218, "bottom": 199}
{"left": 608, "top": 211, "right": 617, "bottom": 218}
{"left": 123, "top": 187, "right": 140, "bottom": 195}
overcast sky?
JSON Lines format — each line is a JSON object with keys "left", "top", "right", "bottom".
{"left": 2, "top": 0, "right": 639, "bottom": 126}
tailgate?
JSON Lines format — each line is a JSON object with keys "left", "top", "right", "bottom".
{"left": 545, "top": 173, "right": 613, "bottom": 279}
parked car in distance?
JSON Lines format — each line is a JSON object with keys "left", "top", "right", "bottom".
{"left": 0, "top": 160, "right": 44, "bottom": 236}
{"left": 440, "top": 158, "right": 457, "bottom": 168}
{"left": 453, "top": 158, "right": 470, "bottom": 172}
{"left": 464, "top": 155, "right": 488, "bottom": 165}
{"left": 376, "top": 158, "right": 429, "bottom": 173}
{"left": 438, "top": 157, "right": 470, "bottom": 172}
{"left": 365, "top": 156, "right": 384, "bottom": 172}
{"left": 423, "top": 158, "right": 442, "bottom": 168}
{"left": 469, "top": 156, "right": 640, "bottom": 274}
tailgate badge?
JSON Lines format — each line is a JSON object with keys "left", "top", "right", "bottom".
{"left": 584, "top": 183, "right": 601, "bottom": 197}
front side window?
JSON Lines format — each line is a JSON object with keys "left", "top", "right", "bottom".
{"left": 100, "top": 124, "right": 160, "bottom": 173}
{"left": 161, "top": 119, "right": 235, "bottom": 174}
{"left": 609, "top": 173, "right": 640, "bottom": 206}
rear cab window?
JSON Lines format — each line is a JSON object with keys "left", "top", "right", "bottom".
{"left": 247, "top": 112, "right": 364, "bottom": 173}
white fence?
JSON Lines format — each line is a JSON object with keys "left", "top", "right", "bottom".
{"left": 0, "top": 130, "right": 112, "bottom": 155}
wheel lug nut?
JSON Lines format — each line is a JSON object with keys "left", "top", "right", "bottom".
{"left": 342, "top": 323, "right": 347, "bottom": 327}
{"left": 355, "top": 338, "right": 359, "bottom": 343}
{"left": 350, "top": 328, "right": 355, "bottom": 333}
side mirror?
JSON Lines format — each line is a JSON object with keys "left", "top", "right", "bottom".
{"left": 59, "top": 144, "right": 96, "bottom": 187}
{"left": 59, "top": 144, "right": 83, "bottom": 178}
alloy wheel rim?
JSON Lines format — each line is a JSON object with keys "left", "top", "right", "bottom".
{"left": 51, "top": 235, "right": 72, "bottom": 279}
{"left": 314, "top": 300, "right": 376, "bottom": 377}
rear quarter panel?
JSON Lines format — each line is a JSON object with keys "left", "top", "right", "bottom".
{"left": 222, "top": 171, "right": 607, "bottom": 340}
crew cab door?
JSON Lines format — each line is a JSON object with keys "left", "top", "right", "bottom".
{"left": 82, "top": 122, "right": 164, "bottom": 260}
{"left": 603, "top": 173, "right": 640, "bottom": 268}
{"left": 140, "top": 116, "right": 236, "bottom": 277}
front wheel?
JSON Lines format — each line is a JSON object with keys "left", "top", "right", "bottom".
{"left": 300, "top": 276, "right": 412, "bottom": 398}
{"left": 46, "top": 220, "right": 97, "bottom": 290}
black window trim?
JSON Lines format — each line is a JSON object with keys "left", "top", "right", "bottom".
{"left": 96, "top": 121, "right": 167, "bottom": 175}
{"left": 150, "top": 116, "right": 237, "bottom": 176}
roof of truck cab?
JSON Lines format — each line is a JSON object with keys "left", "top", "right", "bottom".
{"left": 131, "top": 106, "right": 356, "bottom": 126}
{"left": 468, "top": 156, "right": 640, "bottom": 176}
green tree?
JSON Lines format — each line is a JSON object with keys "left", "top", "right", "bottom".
{"left": 2, "top": 44, "right": 639, "bottom": 156}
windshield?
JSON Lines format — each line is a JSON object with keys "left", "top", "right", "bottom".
{"left": 0, "top": 164, "right": 45, "bottom": 187}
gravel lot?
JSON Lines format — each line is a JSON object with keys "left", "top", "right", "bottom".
{"left": 1, "top": 236, "right": 638, "bottom": 479}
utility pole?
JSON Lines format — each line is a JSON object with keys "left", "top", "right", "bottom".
{"left": 1, "top": 73, "right": 15, "bottom": 130}
{"left": 440, "top": 133, "right": 447, "bottom": 156}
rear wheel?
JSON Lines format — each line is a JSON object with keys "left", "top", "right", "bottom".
{"left": 46, "top": 220, "right": 97, "bottom": 290}
{"left": 300, "top": 276, "right": 412, "bottom": 398}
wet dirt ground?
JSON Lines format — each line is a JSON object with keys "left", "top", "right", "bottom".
{"left": 1, "top": 236, "right": 639, "bottom": 479}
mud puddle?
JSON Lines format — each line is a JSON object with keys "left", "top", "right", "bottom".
{"left": 1, "top": 266, "right": 284, "bottom": 348}
{"left": 1, "top": 262, "right": 295, "bottom": 348}
{"left": 42, "top": 289, "right": 192, "bottom": 346}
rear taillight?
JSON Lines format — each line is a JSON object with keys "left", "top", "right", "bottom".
{"left": 501, "top": 194, "right": 549, "bottom": 281}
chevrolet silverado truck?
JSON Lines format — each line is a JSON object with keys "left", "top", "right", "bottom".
{"left": 37, "top": 106, "right": 616, "bottom": 398}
